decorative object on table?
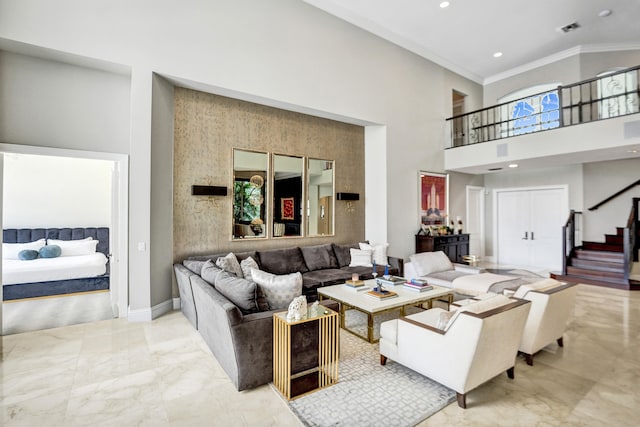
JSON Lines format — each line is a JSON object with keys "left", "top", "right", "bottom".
{"left": 375, "top": 275, "right": 406, "bottom": 287}
{"left": 366, "top": 289, "right": 398, "bottom": 299}
{"left": 456, "top": 216, "right": 463, "bottom": 234}
{"left": 286, "top": 295, "right": 308, "bottom": 321}
{"left": 280, "top": 197, "right": 295, "bottom": 220}
{"left": 419, "top": 171, "right": 448, "bottom": 226}
{"left": 309, "top": 300, "right": 320, "bottom": 317}
{"left": 403, "top": 278, "right": 434, "bottom": 292}
{"left": 383, "top": 264, "right": 390, "bottom": 279}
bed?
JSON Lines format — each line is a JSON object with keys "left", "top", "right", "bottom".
{"left": 2, "top": 227, "right": 110, "bottom": 301}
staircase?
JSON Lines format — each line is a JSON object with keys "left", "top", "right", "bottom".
{"left": 552, "top": 227, "right": 640, "bottom": 290}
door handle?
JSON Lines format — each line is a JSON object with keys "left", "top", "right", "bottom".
{"left": 530, "top": 232, "right": 534, "bottom": 240}
{"left": 522, "top": 231, "right": 528, "bottom": 240}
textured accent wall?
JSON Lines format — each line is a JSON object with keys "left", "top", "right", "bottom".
{"left": 173, "top": 88, "right": 365, "bottom": 261}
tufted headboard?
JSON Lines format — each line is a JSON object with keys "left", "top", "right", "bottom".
{"left": 3, "top": 227, "right": 110, "bottom": 257}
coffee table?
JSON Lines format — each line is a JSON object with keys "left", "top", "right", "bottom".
{"left": 317, "top": 280, "right": 453, "bottom": 343}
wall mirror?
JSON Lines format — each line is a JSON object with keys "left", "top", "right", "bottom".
{"left": 233, "top": 149, "right": 268, "bottom": 239}
{"left": 273, "top": 154, "right": 303, "bottom": 237}
{"left": 307, "top": 158, "right": 334, "bottom": 236}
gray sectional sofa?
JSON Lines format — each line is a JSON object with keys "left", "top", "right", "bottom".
{"left": 173, "top": 242, "right": 402, "bottom": 391}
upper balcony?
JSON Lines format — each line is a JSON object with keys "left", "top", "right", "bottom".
{"left": 444, "top": 66, "right": 640, "bottom": 174}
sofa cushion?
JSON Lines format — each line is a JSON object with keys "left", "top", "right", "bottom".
{"left": 410, "top": 251, "right": 454, "bottom": 276}
{"left": 201, "top": 260, "right": 224, "bottom": 285}
{"left": 302, "top": 268, "right": 350, "bottom": 288}
{"left": 216, "top": 252, "right": 244, "bottom": 277}
{"left": 251, "top": 268, "right": 302, "bottom": 310}
{"left": 349, "top": 248, "right": 373, "bottom": 267}
{"left": 332, "top": 243, "right": 360, "bottom": 268}
{"left": 300, "top": 244, "right": 339, "bottom": 271}
{"left": 183, "top": 259, "right": 206, "bottom": 275}
{"left": 513, "top": 278, "right": 563, "bottom": 298}
{"left": 258, "top": 247, "right": 308, "bottom": 275}
{"left": 214, "top": 271, "right": 258, "bottom": 314}
{"left": 359, "top": 242, "right": 389, "bottom": 265}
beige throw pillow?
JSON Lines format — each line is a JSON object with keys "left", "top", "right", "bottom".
{"left": 251, "top": 268, "right": 302, "bottom": 310}
{"left": 216, "top": 252, "right": 243, "bottom": 278}
{"left": 349, "top": 248, "right": 373, "bottom": 267}
{"left": 359, "top": 242, "right": 389, "bottom": 265}
{"left": 410, "top": 251, "right": 454, "bottom": 276}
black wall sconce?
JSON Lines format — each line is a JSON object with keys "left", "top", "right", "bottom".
{"left": 336, "top": 192, "right": 359, "bottom": 201}
{"left": 192, "top": 185, "right": 228, "bottom": 196}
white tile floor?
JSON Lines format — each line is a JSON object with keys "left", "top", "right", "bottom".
{"left": 2, "top": 283, "right": 639, "bottom": 426}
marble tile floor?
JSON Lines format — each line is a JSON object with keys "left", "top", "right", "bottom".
{"left": 1, "top": 284, "right": 639, "bottom": 426}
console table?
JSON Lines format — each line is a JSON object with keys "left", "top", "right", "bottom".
{"left": 415, "top": 233, "right": 470, "bottom": 263}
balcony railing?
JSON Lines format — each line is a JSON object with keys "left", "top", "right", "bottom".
{"left": 446, "top": 65, "right": 640, "bottom": 148}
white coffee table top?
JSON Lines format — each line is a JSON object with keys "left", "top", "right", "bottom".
{"left": 317, "top": 279, "right": 451, "bottom": 314}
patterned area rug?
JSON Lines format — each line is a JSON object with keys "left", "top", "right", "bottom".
{"left": 287, "top": 310, "right": 456, "bottom": 427}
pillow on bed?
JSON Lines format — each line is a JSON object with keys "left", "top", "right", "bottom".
{"left": 2, "top": 239, "right": 46, "bottom": 260}
{"left": 39, "top": 245, "right": 62, "bottom": 259}
{"left": 47, "top": 239, "right": 99, "bottom": 257}
{"left": 18, "top": 249, "right": 40, "bottom": 261}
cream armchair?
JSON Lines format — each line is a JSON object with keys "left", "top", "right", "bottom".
{"left": 379, "top": 295, "right": 531, "bottom": 408}
{"left": 512, "top": 280, "right": 577, "bottom": 366}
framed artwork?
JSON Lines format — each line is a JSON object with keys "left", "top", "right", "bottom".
{"left": 419, "top": 171, "right": 448, "bottom": 226}
{"left": 281, "top": 197, "right": 295, "bottom": 220}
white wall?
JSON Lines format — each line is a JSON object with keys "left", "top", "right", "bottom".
{"left": 3, "top": 154, "right": 112, "bottom": 228}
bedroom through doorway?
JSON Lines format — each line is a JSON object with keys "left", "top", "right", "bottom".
{"left": 1, "top": 148, "right": 128, "bottom": 335}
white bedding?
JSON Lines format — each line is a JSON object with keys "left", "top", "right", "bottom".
{"left": 2, "top": 253, "right": 108, "bottom": 286}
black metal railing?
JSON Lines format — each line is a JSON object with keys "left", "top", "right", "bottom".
{"left": 447, "top": 65, "right": 640, "bottom": 148}
{"left": 562, "top": 210, "right": 582, "bottom": 275}
{"left": 589, "top": 179, "right": 640, "bottom": 211}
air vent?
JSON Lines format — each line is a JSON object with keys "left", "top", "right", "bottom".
{"left": 488, "top": 167, "right": 503, "bottom": 171}
{"left": 559, "top": 22, "right": 580, "bottom": 33}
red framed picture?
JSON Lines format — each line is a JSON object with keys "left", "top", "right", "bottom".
{"left": 281, "top": 197, "right": 295, "bottom": 220}
{"left": 419, "top": 172, "right": 448, "bottom": 225}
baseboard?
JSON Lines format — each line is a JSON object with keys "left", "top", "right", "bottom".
{"left": 173, "top": 297, "right": 181, "bottom": 310}
{"left": 127, "top": 299, "right": 174, "bottom": 322}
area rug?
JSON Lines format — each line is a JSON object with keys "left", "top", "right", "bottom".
{"left": 286, "top": 310, "right": 456, "bottom": 427}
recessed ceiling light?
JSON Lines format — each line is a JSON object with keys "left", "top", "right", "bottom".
{"left": 508, "top": 163, "right": 519, "bottom": 168}
{"left": 627, "top": 149, "right": 638, "bottom": 153}
{"left": 493, "top": 52, "right": 503, "bottom": 58}
{"left": 439, "top": 2, "right": 450, "bottom": 8}
{"left": 599, "top": 9, "right": 612, "bottom": 18}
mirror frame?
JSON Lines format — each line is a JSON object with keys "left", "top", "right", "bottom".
{"left": 306, "top": 158, "right": 335, "bottom": 237}
{"left": 272, "top": 153, "right": 304, "bottom": 238}
{"left": 232, "top": 148, "right": 269, "bottom": 240}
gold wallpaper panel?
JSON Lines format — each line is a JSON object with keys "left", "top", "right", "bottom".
{"left": 173, "top": 88, "right": 365, "bottom": 262}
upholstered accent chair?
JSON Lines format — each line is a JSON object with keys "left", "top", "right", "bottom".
{"left": 512, "top": 280, "right": 577, "bottom": 366}
{"left": 379, "top": 295, "right": 531, "bottom": 408}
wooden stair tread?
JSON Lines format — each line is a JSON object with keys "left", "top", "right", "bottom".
{"left": 566, "top": 266, "right": 626, "bottom": 280}
{"left": 574, "top": 249, "right": 624, "bottom": 262}
{"left": 581, "top": 241, "right": 624, "bottom": 253}
{"left": 571, "top": 258, "right": 626, "bottom": 272}
{"left": 551, "top": 272, "right": 637, "bottom": 290}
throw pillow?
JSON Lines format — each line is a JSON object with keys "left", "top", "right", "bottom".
{"left": 214, "top": 271, "right": 258, "bottom": 314}
{"left": 240, "top": 256, "right": 259, "bottom": 280}
{"left": 39, "top": 245, "right": 62, "bottom": 259}
{"left": 349, "top": 248, "right": 373, "bottom": 267}
{"left": 332, "top": 243, "right": 360, "bottom": 268}
{"left": 410, "top": 251, "right": 454, "bottom": 276}
{"left": 18, "top": 249, "right": 39, "bottom": 260}
{"left": 2, "top": 238, "right": 46, "bottom": 260}
{"left": 183, "top": 259, "right": 206, "bottom": 275}
{"left": 201, "top": 259, "right": 223, "bottom": 285}
{"left": 215, "top": 252, "right": 243, "bottom": 278}
{"left": 436, "top": 311, "right": 454, "bottom": 330}
{"left": 300, "top": 244, "right": 339, "bottom": 271}
{"left": 47, "top": 239, "right": 98, "bottom": 257}
{"left": 359, "top": 242, "right": 389, "bottom": 266}
{"left": 513, "top": 278, "right": 562, "bottom": 298}
{"left": 251, "top": 268, "right": 302, "bottom": 310}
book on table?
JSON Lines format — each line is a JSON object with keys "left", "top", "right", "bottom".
{"left": 366, "top": 289, "right": 398, "bottom": 299}
{"left": 345, "top": 279, "right": 365, "bottom": 287}
{"left": 375, "top": 276, "right": 405, "bottom": 287}
{"left": 403, "top": 282, "right": 434, "bottom": 292}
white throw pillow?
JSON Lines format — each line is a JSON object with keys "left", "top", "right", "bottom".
{"left": 2, "top": 239, "right": 46, "bottom": 260}
{"left": 349, "top": 248, "right": 373, "bottom": 267}
{"left": 251, "top": 268, "right": 302, "bottom": 310}
{"left": 359, "top": 242, "right": 389, "bottom": 265}
{"left": 444, "top": 294, "right": 511, "bottom": 331}
{"left": 215, "top": 252, "right": 243, "bottom": 278}
{"left": 45, "top": 239, "right": 98, "bottom": 257}
{"left": 409, "top": 251, "right": 454, "bottom": 276}
{"left": 240, "top": 256, "right": 259, "bottom": 281}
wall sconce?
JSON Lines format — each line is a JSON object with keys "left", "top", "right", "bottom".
{"left": 336, "top": 192, "right": 359, "bottom": 201}
{"left": 192, "top": 185, "right": 228, "bottom": 196}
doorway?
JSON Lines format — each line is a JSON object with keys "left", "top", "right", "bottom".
{"left": 494, "top": 186, "right": 568, "bottom": 271}
{"left": 466, "top": 186, "right": 485, "bottom": 259}
{"left": 0, "top": 144, "right": 129, "bottom": 334}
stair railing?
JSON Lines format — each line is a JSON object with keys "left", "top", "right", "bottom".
{"left": 562, "top": 210, "right": 582, "bottom": 275}
{"left": 588, "top": 179, "right": 640, "bottom": 211}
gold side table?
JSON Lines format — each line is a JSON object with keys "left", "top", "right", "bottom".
{"left": 273, "top": 304, "right": 339, "bottom": 400}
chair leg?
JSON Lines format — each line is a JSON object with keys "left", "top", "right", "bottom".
{"left": 507, "top": 366, "right": 515, "bottom": 379}
{"left": 525, "top": 353, "right": 534, "bottom": 366}
{"left": 557, "top": 336, "right": 564, "bottom": 347}
{"left": 456, "top": 392, "right": 467, "bottom": 409}
{"left": 380, "top": 355, "right": 387, "bottom": 365}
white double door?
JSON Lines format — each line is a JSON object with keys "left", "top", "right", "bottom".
{"left": 495, "top": 186, "right": 568, "bottom": 271}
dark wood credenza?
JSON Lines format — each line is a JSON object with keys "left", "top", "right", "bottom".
{"left": 415, "top": 233, "right": 470, "bottom": 263}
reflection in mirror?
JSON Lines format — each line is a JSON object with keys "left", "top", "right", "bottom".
{"left": 307, "top": 159, "right": 334, "bottom": 236}
{"left": 273, "top": 154, "right": 303, "bottom": 237}
{"left": 233, "top": 149, "right": 268, "bottom": 239}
